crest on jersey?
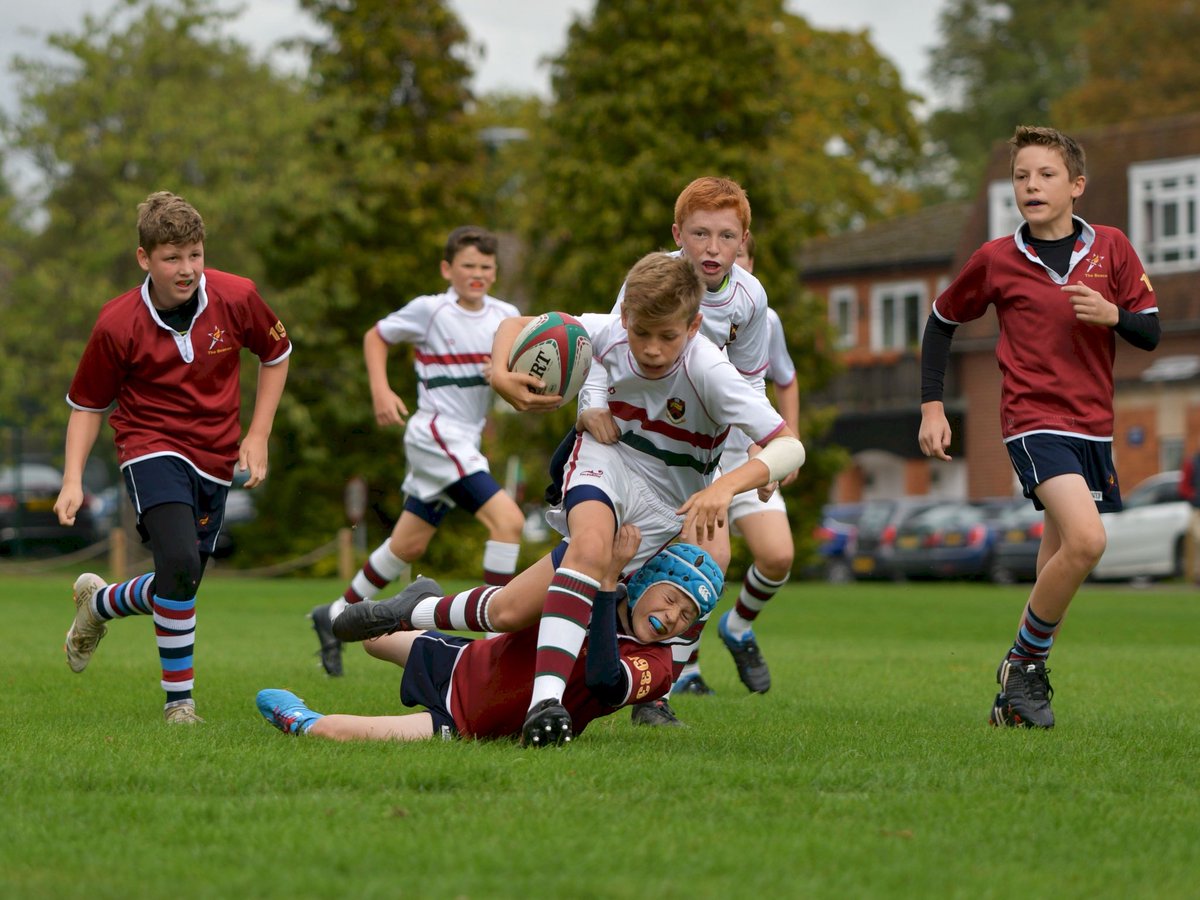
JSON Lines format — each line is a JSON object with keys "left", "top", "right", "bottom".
{"left": 1085, "top": 253, "right": 1105, "bottom": 274}
{"left": 667, "top": 397, "right": 686, "bottom": 423}
{"left": 728, "top": 321, "right": 740, "bottom": 343}
{"left": 208, "top": 327, "right": 226, "bottom": 350}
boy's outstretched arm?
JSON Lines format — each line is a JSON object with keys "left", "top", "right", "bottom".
{"left": 239, "top": 357, "right": 289, "bottom": 488}
{"left": 363, "top": 327, "right": 409, "bottom": 427}
{"left": 678, "top": 428, "right": 805, "bottom": 543}
{"left": 54, "top": 408, "right": 104, "bottom": 526}
{"left": 918, "top": 313, "right": 956, "bottom": 461}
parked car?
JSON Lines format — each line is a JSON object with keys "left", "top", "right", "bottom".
{"left": 988, "top": 502, "right": 1044, "bottom": 584}
{"left": 1091, "top": 470, "right": 1189, "bottom": 581}
{"left": 0, "top": 463, "right": 100, "bottom": 555}
{"left": 888, "top": 501, "right": 1001, "bottom": 581}
{"left": 847, "top": 497, "right": 943, "bottom": 580}
{"left": 811, "top": 502, "right": 864, "bottom": 582}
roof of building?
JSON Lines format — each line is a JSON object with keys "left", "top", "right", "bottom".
{"left": 798, "top": 201, "right": 972, "bottom": 278}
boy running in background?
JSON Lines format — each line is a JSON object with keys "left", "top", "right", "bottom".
{"left": 919, "top": 125, "right": 1160, "bottom": 728}
{"left": 56, "top": 191, "right": 291, "bottom": 723}
{"left": 259, "top": 527, "right": 721, "bottom": 745}
{"left": 309, "top": 226, "right": 525, "bottom": 677}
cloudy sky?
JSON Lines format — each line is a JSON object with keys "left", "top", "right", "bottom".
{"left": 2, "top": 0, "right": 947, "bottom": 114}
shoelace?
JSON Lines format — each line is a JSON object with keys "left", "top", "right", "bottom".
{"left": 1010, "top": 664, "right": 1053, "bottom": 706}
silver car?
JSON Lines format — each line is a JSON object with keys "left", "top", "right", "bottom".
{"left": 1091, "top": 471, "right": 1189, "bottom": 581}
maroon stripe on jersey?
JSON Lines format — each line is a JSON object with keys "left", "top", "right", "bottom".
{"left": 429, "top": 415, "right": 468, "bottom": 478}
{"left": 609, "top": 400, "right": 725, "bottom": 449}
{"left": 414, "top": 350, "right": 491, "bottom": 365}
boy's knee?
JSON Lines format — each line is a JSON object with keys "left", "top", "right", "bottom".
{"left": 389, "top": 532, "right": 428, "bottom": 562}
{"left": 489, "top": 507, "right": 526, "bottom": 543}
{"left": 755, "top": 550, "right": 793, "bottom": 581}
{"left": 1066, "top": 527, "right": 1107, "bottom": 569}
{"left": 156, "top": 548, "right": 203, "bottom": 599}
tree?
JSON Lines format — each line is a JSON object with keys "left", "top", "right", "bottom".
{"left": 2, "top": 0, "right": 316, "bottom": 476}
{"left": 925, "top": 0, "right": 1100, "bottom": 195}
{"left": 1052, "top": 0, "right": 1200, "bottom": 129}
{"left": 250, "top": 0, "right": 498, "bottom": 569}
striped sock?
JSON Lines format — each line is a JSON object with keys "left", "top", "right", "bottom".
{"left": 1008, "top": 603, "right": 1061, "bottom": 662}
{"left": 725, "top": 564, "right": 788, "bottom": 638}
{"left": 483, "top": 540, "right": 520, "bottom": 587}
{"left": 413, "top": 586, "right": 500, "bottom": 632}
{"left": 154, "top": 595, "right": 196, "bottom": 703}
{"left": 342, "top": 541, "right": 410, "bottom": 605}
{"left": 94, "top": 573, "right": 155, "bottom": 619}
{"left": 527, "top": 568, "right": 599, "bottom": 709}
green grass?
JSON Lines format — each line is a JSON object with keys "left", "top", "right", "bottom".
{"left": 2, "top": 575, "right": 1197, "bottom": 899}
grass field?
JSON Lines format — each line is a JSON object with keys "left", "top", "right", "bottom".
{"left": 2, "top": 573, "right": 1197, "bottom": 899}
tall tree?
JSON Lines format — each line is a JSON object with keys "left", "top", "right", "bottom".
{"left": 253, "top": 0, "right": 495, "bottom": 567}
{"left": 925, "top": 0, "right": 1099, "bottom": 195}
{"left": 2, "top": 0, "right": 315, "bottom": 470}
{"left": 1052, "top": 0, "right": 1200, "bottom": 129}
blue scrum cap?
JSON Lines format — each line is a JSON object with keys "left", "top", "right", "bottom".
{"left": 625, "top": 543, "right": 724, "bottom": 619}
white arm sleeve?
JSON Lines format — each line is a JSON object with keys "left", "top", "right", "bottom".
{"left": 755, "top": 436, "right": 805, "bottom": 482}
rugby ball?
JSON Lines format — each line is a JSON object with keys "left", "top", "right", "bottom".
{"left": 508, "top": 312, "right": 593, "bottom": 406}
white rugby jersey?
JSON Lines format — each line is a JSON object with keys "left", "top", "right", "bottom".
{"left": 375, "top": 289, "right": 519, "bottom": 427}
{"left": 612, "top": 251, "right": 771, "bottom": 387}
{"left": 725, "top": 306, "right": 797, "bottom": 458}
{"left": 574, "top": 313, "right": 786, "bottom": 509}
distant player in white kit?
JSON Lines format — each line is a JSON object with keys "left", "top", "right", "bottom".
{"left": 309, "top": 226, "right": 525, "bottom": 677}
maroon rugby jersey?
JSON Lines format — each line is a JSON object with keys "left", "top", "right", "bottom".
{"left": 67, "top": 270, "right": 291, "bottom": 482}
{"left": 449, "top": 626, "right": 674, "bottom": 739}
{"left": 933, "top": 221, "right": 1157, "bottom": 440}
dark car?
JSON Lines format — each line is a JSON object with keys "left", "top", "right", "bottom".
{"left": 0, "top": 463, "right": 100, "bottom": 555}
{"left": 888, "top": 501, "right": 1002, "bottom": 581}
{"left": 847, "top": 497, "right": 943, "bottom": 581}
{"left": 988, "top": 503, "right": 1044, "bottom": 584}
{"left": 811, "top": 502, "right": 864, "bottom": 582}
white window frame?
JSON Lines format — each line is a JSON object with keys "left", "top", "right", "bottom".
{"left": 829, "top": 285, "right": 857, "bottom": 349}
{"left": 869, "top": 280, "right": 926, "bottom": 352}
{"left": 1128, "top": 156, "right": 1200, "bottom": 274}
{"left": 988, "top": 179, "right": 1023, "bottom": 240}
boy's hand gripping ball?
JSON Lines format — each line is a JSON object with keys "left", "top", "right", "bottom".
{"left": 507, "top": 312, "right": 593, "bottom": 407}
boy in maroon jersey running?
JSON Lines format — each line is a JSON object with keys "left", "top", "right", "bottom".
{"left": 255, "top": 526, "right": 722, "bottom": 745}
{"left": 919, "top": 126, "right": 1160, "bottom": 728}
{"left": 55, "top": 191, "right": 291, "bottom": 724}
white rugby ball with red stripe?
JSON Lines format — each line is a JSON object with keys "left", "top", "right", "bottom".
{"left": 508, "top": 312, "right": 593, "bottom": 407}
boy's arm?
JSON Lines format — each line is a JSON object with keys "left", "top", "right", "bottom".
{"left": 918, "top": 314, "right": 957, "bottom": 461}
{"left": 678, "top": 427, "right": 805, "bottom": 543}
{"left": 489, "top": 316, "right": 564, "bottom": 412}
{"left": 364, "top": 327, "right": 409, "bottom": 427}
{"left": 54, "top": 409, "right": 104, "bottom": 526}
{"left": 239, "top": 357, "right": 289, "bottom": 488}
{"left": 771, "top": 377, "right": 801, "bottom": 487}
{"left": 584, "top": 525, "right": 641, "bottom": 706}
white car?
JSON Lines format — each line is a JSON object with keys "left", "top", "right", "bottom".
{"left": 1091, "top": 471, "right": 1189, "bottom": 581}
